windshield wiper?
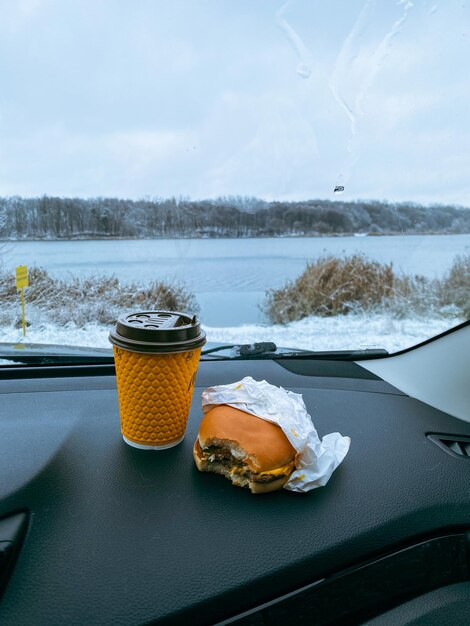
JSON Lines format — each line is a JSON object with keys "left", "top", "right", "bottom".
{"left": 0, "top": 343, "right": 114, "bottom": 366}
{"left": 0, "top": 342, "right": 389, "bottom": 366}
{"left": 201, "top": 342, "right": 388, "bottom": 360}
{"left": 0, "top": 354, "right": 114, "bottom": 366}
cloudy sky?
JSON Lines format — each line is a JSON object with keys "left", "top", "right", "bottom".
{"left": 0, "top": 0, "right": 469, "bottom": 204}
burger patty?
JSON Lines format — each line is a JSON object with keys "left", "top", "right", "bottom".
{"left": 203, "top": 445, "right": 234, "bottom": 462}
{"left": 195, "top": 439, "right": 292, "bottom": 483}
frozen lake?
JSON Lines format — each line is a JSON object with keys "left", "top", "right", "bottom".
{"left": 1, "top": 235, "right": 469, "bottom": 326}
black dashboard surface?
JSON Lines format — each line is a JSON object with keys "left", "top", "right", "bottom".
{"left": 1, "top": 358, "right": 470, "bottom": 625}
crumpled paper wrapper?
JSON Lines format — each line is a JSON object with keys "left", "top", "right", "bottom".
{"left": 201, "top": 376, "right": 351, "bottom": 493}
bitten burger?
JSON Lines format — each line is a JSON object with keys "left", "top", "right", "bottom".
{"left": 193, "top": 404, "right": 297, "bottom": 494}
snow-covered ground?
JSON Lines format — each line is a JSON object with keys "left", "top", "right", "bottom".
{"left": 0, "top": 314, "right": 461, "bottom": 355}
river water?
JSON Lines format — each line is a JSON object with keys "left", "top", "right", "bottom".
{"left": 1, "top": 235, "right": 469, "bottom": 326}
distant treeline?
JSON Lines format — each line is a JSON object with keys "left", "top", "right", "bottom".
{"left": 0, "top": 195, "right": 469, "bottom": 239}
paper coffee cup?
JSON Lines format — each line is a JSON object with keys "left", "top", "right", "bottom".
{"left": 109, "top": 311, "right": 206, "bottom": 449}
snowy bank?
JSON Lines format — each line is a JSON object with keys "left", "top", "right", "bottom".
{"left": 0, "top": 313, "right": 462, "bottom": 355}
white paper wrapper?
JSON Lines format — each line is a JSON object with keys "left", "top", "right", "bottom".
{"left": 201, "top": 376, "right": 351, "bottom": 493}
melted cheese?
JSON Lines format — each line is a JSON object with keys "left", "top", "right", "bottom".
{"left": 257, "top": 460, "right": 295, "bottom": 477}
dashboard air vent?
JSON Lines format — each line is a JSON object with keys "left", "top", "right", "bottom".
{"left": 427, "top": 434, "right": 470, "bottom": 459}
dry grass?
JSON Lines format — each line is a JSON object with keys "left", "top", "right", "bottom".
{"left": 0, "top": 255, "right": 467, "bottom": 330}
{"left": 0, "top": 266, "right": 198, "bottom": 327}
{"left": 439, "top": 254, "right": 470, "bottom": 318}
{"left": 263, "top": 254, "right": 469, "bottom": 323}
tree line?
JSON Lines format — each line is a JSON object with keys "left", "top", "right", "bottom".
{"left": 0, "top": 195, "right": 469, "bottom": 239}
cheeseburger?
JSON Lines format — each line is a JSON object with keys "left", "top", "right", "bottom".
{"left": 193, "top": 404, "right": 296, "bottom": 493}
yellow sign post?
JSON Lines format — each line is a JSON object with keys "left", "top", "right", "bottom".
{"left": 15, "top": 265, "right": 29, "bottom": 337}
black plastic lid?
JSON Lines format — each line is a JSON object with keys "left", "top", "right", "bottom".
{"left": 108, "top": 311, "right": 206, "bottom": 354}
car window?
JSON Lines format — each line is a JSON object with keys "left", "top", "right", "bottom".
{"left": 0, "top": 0, "right": 468, "bottom": 360}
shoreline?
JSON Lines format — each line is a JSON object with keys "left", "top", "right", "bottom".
{"left": 0, "top": 231, "right": 468, "bottom": 243}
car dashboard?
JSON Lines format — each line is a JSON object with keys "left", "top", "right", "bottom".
{"left": 1, "top": 353, "right": 470, "bottom": 625}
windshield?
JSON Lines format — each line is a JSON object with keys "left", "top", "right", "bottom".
{"left": 0, "top": 0, "right": 468, "bottom": 360}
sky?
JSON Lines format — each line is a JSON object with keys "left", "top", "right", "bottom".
{"left": 0, "top": 0, "right": 469, "bottom": 205}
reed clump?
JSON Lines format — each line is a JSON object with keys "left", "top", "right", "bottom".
{"left": 263, "top": 254, "right": 469, "bottom": 323}
{"left": 0, "top": 267, "right": 198, "bottom": 326}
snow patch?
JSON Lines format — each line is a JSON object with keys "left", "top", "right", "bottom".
{"left": 0, "top": 314, "right": 461, "bottom": 355}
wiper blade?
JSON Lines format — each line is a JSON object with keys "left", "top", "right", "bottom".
{"left": 0, "top": 354, "right": 114, "bottom": 366}
{"left": 0, "top": 342, "right": 114, "bottom": 366}
{"left": 277, "top": 348, "right": 389, "bottom": 361}
{"left": 201, "top": 343, "right": 388, "bottom": 361}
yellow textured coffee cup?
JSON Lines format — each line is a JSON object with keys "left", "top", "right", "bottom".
{"left": 109, "top": 311, "right": 206, "bottom": 450}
